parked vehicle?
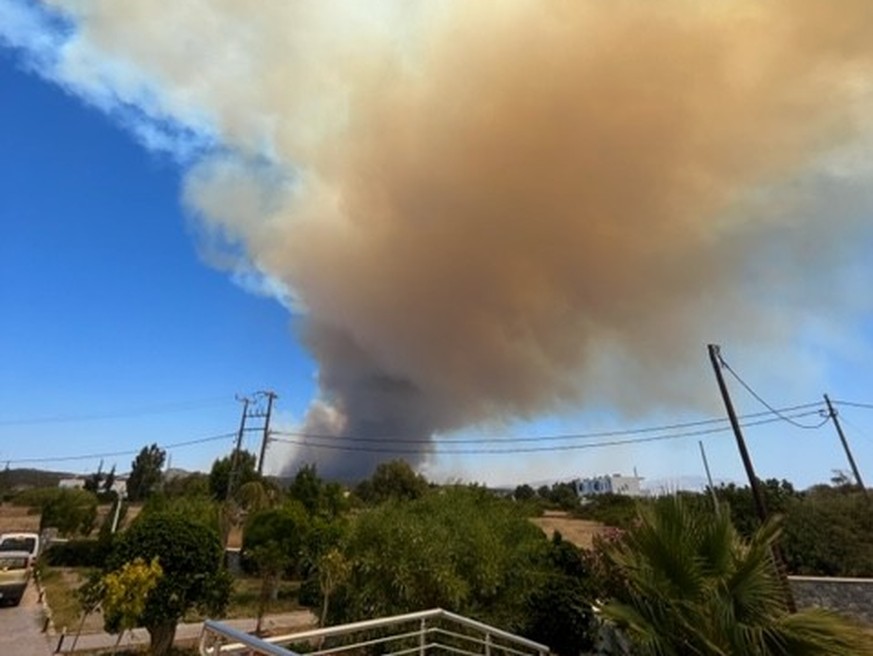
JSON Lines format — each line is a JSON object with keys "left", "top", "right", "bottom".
{"left": 0, "top": 551, "right": 31, "bottom": 606}
{"left": 0, "top": 533, "right": 40, "bottom": 566}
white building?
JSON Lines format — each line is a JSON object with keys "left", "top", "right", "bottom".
{"left": 58, "top": 476, "right": 127, "bottom": 496}
{"left": 576, "top": 473, "right": 643, "bottom": 497}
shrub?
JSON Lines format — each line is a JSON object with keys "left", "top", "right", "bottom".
{"left": 44, "top": 539, "right": 110, "bottom": 568}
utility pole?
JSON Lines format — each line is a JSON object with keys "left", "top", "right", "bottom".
{"left": 228, "top": 395, "right": 250, "bottom": 501}
{"left": 698, "top": 440, "right": 719, "bottom": 516}
{"left": 707, "top": 344, "right": 796, "bottom": 612}
{"left": 823, "top": 394, "right": 868, "bottom": 498}
{"left": 257, "top": 391, "right": 277, "bottom": 476}
{"left": 707, "top": 344, "right": 768, "bottom": 522}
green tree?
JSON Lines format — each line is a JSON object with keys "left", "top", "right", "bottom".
{"left": 355, "top": 459, "right": 428, "bottom": 505}
{"left": 102, "top": 557, "right": 163, "bottom": 654}
{"left": 287, "top": 464, "right": 348, "bottom": 518}
{"left": 126, "top": 444, "right": 167, "bottom": 502}
{"left": 709, "top": 479, "right": 799, "bottom": 538}
{"left": 209, "top": 449, "right": 258, "bottom": 501}
{"left": 600, "top": 495, "right": 873, "bottom": 655}
{"left": 317, "top": 548, "right": 350, "bottom": 628}
{"left": 102, "top": 465, "right": 117, "bottom": 494}
{"left": 330, "top": 486, "right": 548, "bottom": 630}
{"left": 107, "top": 512, "right": 231, "bottom": 655}
{"left": 162, "top": 471, "right": 210, "bottom": 498}
{"left": 242, "top": 501, "right": 310, "bottom": 575}
{"left": 140, "top": 492, "right": 222, "bottom": 535}
{"left": 514, "top": 484, "right": 536, "bottom": 502}
{"left": 782, "top": 485, "right": 873, "bottom": 577}
{"left": 248, "top": 542, "right": 291, "bottom": 636}
{"left": 523, "top": 532, "right": 597, "bottom": 656}
{"left": 40, "top": 488, "right": 98, "bottom": 536}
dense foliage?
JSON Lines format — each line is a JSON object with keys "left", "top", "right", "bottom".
{"left": 126, "top": 443, "right": 167, "bottom": 502}
{"left": 209, "top": 449, "right": 259, "bottom": 501}
{"left": 325, "top": 485, "right": 596, "bottom": 647}
{"left": 107, "top": 511, "right": 231, "bottom": 655}
{"left": 782, "top": 486, "right": 873, "bottom": 577}
{"left": 355, "top": 460, "right": 429, "bottom": 505}
{"left": 11, "top": 487, "right": 99, "bottom": 536}
{"left": 601, "top": 495, "right": 873, "bottom": 655}
{"left": 44, "top": 538, "right": 109, "bottom": 567}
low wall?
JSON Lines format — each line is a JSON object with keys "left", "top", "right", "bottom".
{"left": 789, "top": 576, "right": 873, "bottom": 624}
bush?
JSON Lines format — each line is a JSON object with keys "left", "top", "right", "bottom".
{"left": 44, "top": 539, "right": 110, "bottom": 568}
{"left": 573, "top": 493, "right": 641, "bottom": 528}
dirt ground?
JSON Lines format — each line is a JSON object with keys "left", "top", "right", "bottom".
{"left": 530, "top": 510, "right": 608, "bottom": 549}
{"left": 0, "top": 504, "right": 41, "bottom": 534}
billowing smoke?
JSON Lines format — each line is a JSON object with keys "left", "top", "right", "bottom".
{"left": 11, "top": 1, "right": 873, "bottom": 478}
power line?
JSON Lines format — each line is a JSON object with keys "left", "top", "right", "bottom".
{"left": 832, "top": 399, "right": 873, "bottom": 411}
{"left": 0, "top": 397, "right": 232, "bottom": 427}
{"left": 716, "top": 354, "right": 829, "bottom": 430}
{"left": 4, "top": 431, "right": 237, "bottom": 465}
{"left": 270, "top": 402, "right": 824, "bottom": 445}
{"left": 269, "top": 411, "right": 823, "bottom": 455}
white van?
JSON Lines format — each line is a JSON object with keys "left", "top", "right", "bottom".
{"left": 0, "top": 533, "right": 40, "bottom": 567}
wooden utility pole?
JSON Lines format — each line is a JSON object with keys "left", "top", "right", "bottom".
{"left": 257, "top": 391, "right": 277, "bottom": 475}
{"left": 707, "top": 345, "right": 769, "bottom": 522}
{"left": 823, "top": 394, "right": 868, "bottom": 498}
{"left": 707, "top": 344, "right": 796, "bottom": 613}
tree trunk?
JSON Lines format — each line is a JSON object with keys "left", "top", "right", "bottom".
{"left": 147, "top": 620, "right": 177, "bottom": 656}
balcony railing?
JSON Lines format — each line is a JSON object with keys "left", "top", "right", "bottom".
{"left": 198, "top": 608, "right": 551, "bottom": 656}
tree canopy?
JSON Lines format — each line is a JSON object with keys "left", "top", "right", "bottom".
{"left": 328, "top": 486, "right": 552, "bottom": 631}
{"left": 126, "top": 444, "right": 166, "bottom": 502}
{"left": 107, "top": 511, "right": 231, "bottom": 655}
{"left": 209, "top": 449, "right": 258, "bottom": 501}
{"left": 354, "top": 459, "right": 429, "bottom": 505}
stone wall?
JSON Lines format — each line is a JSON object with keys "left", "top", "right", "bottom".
{"left": 789, "top": 576, "right": 873, "bottom": 624}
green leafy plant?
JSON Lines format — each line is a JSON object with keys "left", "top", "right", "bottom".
{"left": 600, "top": 495, "right": 873, "bottom": 655}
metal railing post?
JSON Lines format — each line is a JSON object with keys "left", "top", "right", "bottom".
{"left": 485, "top": 632, "right": 492, "bottom": 656}
{"left": 419, "top": 617, "right": 427, "bottom": 656}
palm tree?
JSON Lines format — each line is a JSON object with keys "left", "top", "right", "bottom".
{"left": 600, "top": 495, "right": 873, "bottom": 655}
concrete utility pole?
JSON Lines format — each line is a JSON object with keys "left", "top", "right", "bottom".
{"left": 257, "top": 391, "right": 277, "bottom": 476}
{"left": 698, "top": 440, "right": 720, "bottom": 516}
{"left": 823, "top": 394, "right": 868, "bottom": 498}
{"left": 228, "top": 395, "right": 250, "bottom": 500}
{"left": 707, "top": 344, "right": 796, "bottom": 613}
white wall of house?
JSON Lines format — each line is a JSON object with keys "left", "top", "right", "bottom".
{"left": 576, "top": 474, "right": 643, "bottom": 497}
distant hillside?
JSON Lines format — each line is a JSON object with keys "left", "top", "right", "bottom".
{"left": 0, "top": 468, "right": 71, "bottom": 490}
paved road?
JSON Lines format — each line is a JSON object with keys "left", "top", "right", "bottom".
{"left": 0, "top": 581, "right": 53, "bottom": 656}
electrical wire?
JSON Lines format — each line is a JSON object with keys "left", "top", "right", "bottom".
{"left": 717, "top": 354, "right": 829, "bottom": 429}
{"left": 832, "top": 399, "right": 873, "bottom": 411}
{"left": 0, "top": 397, "right": 233, "bottom": 427}
{"left": 269, "top": 411, "right": 824, "bottom": 455}
{"left": 3, "top": 431, "right": 237, "bottom": 465}
{"left": 270, "top": 402, "right": 824, "bottom": 445}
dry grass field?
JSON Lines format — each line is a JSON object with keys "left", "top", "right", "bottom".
{"left": 0, "top": 503, "right": 41, "bottom": 534}
{"left": 530, "top": 510, "right": 608, "bottom": 549}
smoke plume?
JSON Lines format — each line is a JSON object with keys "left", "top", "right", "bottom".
{"left": 13, "top": 1, "right": 873, "bottom": 478}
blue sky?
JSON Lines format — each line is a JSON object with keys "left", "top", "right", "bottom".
{"left": 0, "top": 56, "right": 318, "bottom": 474}
{"left": 3, "top": 2, "right": 873, "bottom": 489}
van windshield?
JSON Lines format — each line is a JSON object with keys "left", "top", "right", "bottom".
{"left": 0, "top": 537, "right": 36, "bottom": 553}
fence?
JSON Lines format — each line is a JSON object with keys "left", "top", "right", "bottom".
{"left": 198, "top": 608, "right": 551, "bottom": 656}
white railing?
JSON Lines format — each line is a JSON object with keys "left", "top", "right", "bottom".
{"left": 199, "top": 608, "right": 550, "bottom": 656}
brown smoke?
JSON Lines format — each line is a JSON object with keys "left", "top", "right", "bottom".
{"left": 51, "top": 1, "right": 873, "bottom": 478}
